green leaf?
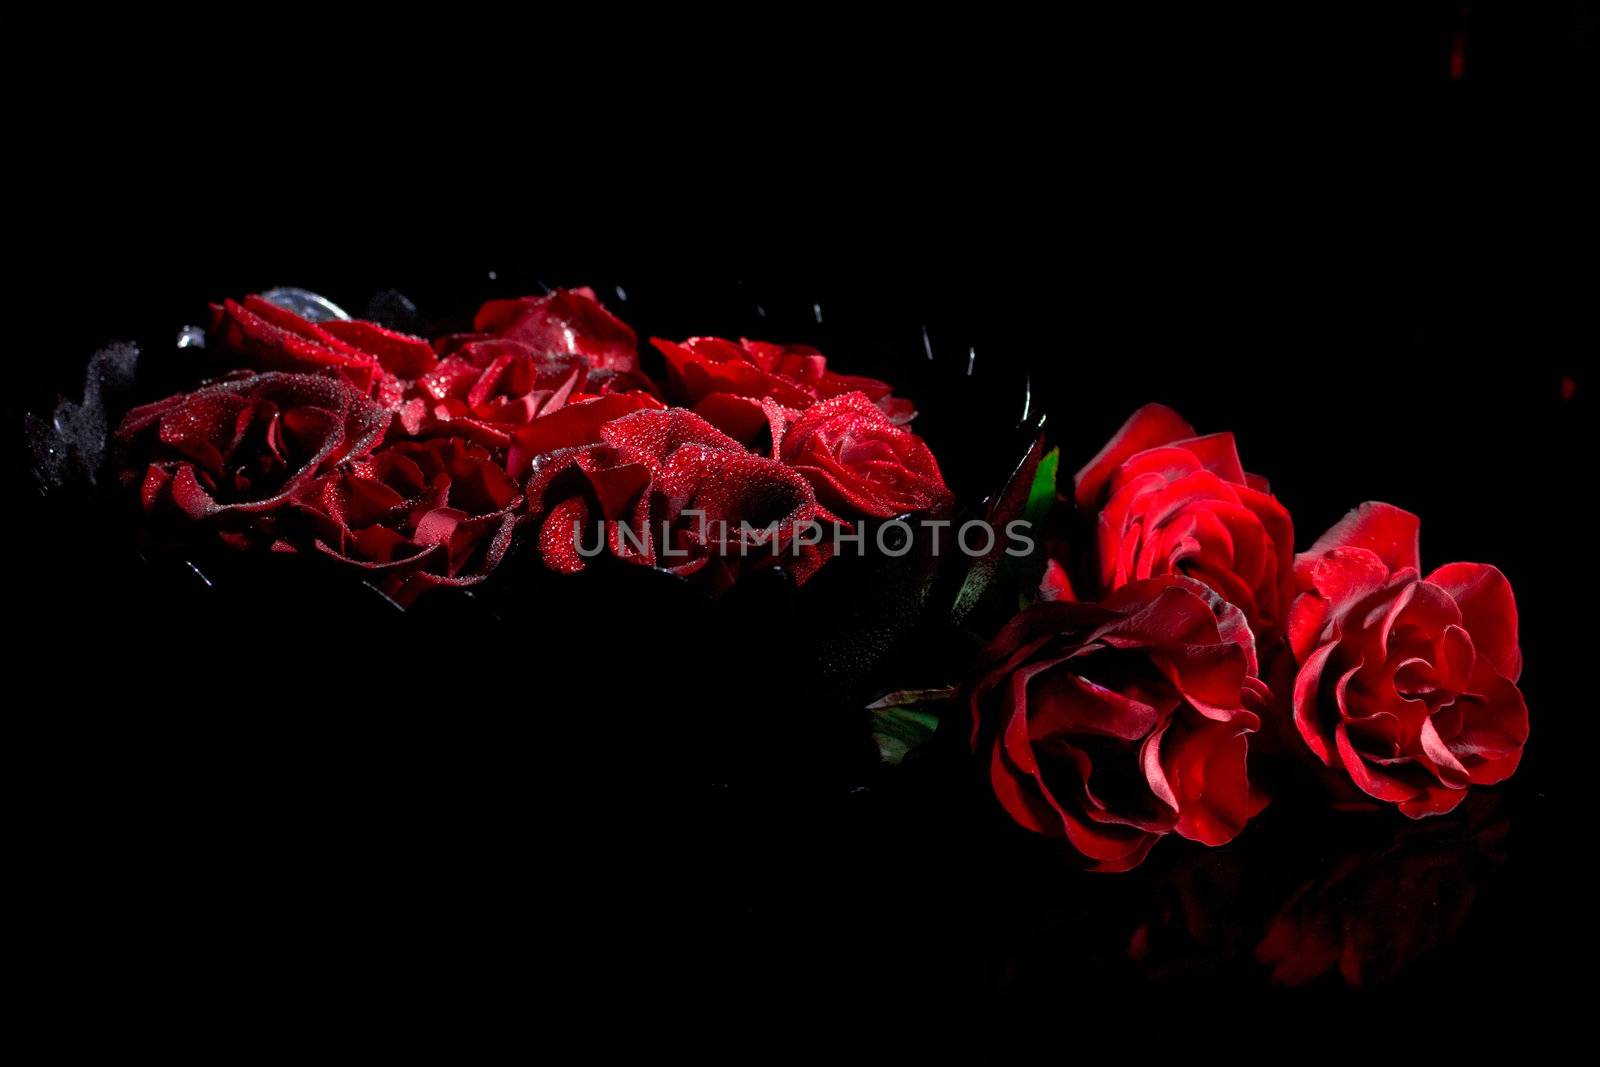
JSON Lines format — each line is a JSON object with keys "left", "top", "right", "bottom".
{"left": 867, "top": 686, "right": 956, "bottom": 765}
{"left": 962, "top": 444, "right": 1061, "bottom": 627}
{"left": 951, "top": 433, "right": 1048, "bottom": 625}
{"left": 1022, "top": 446, "right": 1060, "bottom": 531}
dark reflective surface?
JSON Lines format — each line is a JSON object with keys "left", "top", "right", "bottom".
{"left": 15, "top": 266, "right": 1578, "bottom": 1020}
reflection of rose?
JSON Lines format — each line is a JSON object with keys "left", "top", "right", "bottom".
{"left": 526, "top": 405, "right": 840, "bottom": 589}
{"left": 1125, "top": 849, "right": 1250, "bottom": 981}
{"left": 777, "top": 392, "right": 951, "bottom": 520}
{"left": 113, "top": 372, "right": 390, "bottom": 548}
{"left": 1125, "top": 798, "right": 1510, "bottom": 988}
{"left": 1287, "top": 503, "right": 1529, "bottom": 817}
{"left": 1057, "top": 404, "right": 1294, "bottom": 641}
{"left": 969, "top": 575, "right": 1268, "bottom": 872}
{"left": 1256, "top": 799, "right": 1509, "bottom": 987}
{"left": 287, "top": 436, "right": 522, "bottom": 605}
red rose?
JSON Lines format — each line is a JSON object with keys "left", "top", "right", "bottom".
{"left": 436, "top": 287, "right": 641, "bottom": 375}
{"left": 504, "top": 393, "right": 664, "bottom": 479}
{"left": 776, "top": 392, "right": 951, "bottom": 519}
{"left": 1058, "top": 403, "right": 1295, "bottom": 642}
{"left": 526, "top": 405, "right": 840, "bottom": 589}
{"left": 286, "top": 436, "right": 522, "bottom": 605}
{"left": 113, "top": 372, "right": 390, "bottom": 547}
{"left": 1285, "top": 502, "right": 1529, "bottom": 817}
{"left": 208, "top": 295, "right": 437, "bottom": 406}
{"left": 649, "top": 335, "right": 914, "bottom": 427}
{"left": 969, "top": 575, "right": 1268, "bottom": 871}
{"left": 400, "top": 341, "right": 660, "bottom": 449}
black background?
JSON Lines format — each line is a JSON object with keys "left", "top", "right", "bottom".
{"left": 11, "top": 2, "right": 1594, "bottom": 1039}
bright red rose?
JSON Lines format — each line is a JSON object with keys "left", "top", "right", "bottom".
{"left": 649, "top": 335, "right": 914, "bottom": 426}
{"left": 1286, "top": 502, "right": 1529, "bottom": 818}
{"left": 1059, "top": 403, "right": 1294, "bottom": 642}
{"left": 436, "top": 287, "right": 641, "bottom": 375}
{"left": 776, "top": 392, "right": 951, "bottom": 519}
{"left": 969, "top": 575, "right": 1269, "bottom": 872}
{"left": 286, "top": 436, "right": 522, "bottom": 605}
{"left": 526, "top": 405, "right": 842, "bottom": 589}
{"left": 208, "top": 295, "right": 437, "bottom": 407}
{"left": 113, "top": 372, "right": 390, "bottom": 547}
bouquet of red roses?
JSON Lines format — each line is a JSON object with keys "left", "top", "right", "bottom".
{"left": 109, "top": 288, "right": 953, "bottom": 606}
{"left": 87, "top": 286, "right": 1532, "bottom": 883}
{"left": 24, "top": 282, "right": 1538, "bottom": 997}
{"left": 880, "top": 403, "right": 1531, "bottom": 873}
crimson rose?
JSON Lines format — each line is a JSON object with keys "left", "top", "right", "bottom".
{"left": 776, "top": 392, "right": 951, "bottom": 520}
{"left": 113, "top": 372, "right": 390, "bottom": 548}
{"left": 1286, "top": 503, "right": 1529, "bottom": 817}
{"left": 969, "top": 575, "right": 1268, "bottom": 872}
{"left": 285, "top": 436, "right": 522, "bottom": 605}
{"left": 526, "top": 404, "right": 841, "bottom": 589}
{"left": 401, "top": 341, "right": 660, "bottom": 449}
{"left": 1054, "top": 404, "right": 1294, "bottom": 642}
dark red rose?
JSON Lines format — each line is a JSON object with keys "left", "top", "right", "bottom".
{"left": 969, "top": 575, "right": 1268, "bottom": 871}
{"left": 649, "top": 335, "right": 914, "bottom": 427}
{"left": 400, "top": 340, "right": 660, "bottom": 449}
{"left": 1055, "top": 404, "right": 1294, "bottom": 642}
{"left": 526, "top": 405, "right": 841, "bottom": 589}
{"left": 113, "top": 372, "right": 390, "bottom": 547}
{"left": 776, "top": 392, "right": 951, "bottom": 519}
{"left": 208, "top": 295, "right": 437, "bottom": 407}
{"left": 1285, "top": 502, "right": 1529, "bottom": 818}
{"left": 436, "top": 287, "right": 641, "bottom": 375}
{"left": 285, "top": 436, "right": 522, "bottom": 605}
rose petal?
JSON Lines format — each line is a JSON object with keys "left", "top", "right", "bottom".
{"left": 1074, "top": 403, "right": 1195, "bottom": 508}
{"left": 1426, "top": 561, "right": 1522, "bottom": 682}
{"left": 1299, "top": 502, "right": 1421, "bottom": 576}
